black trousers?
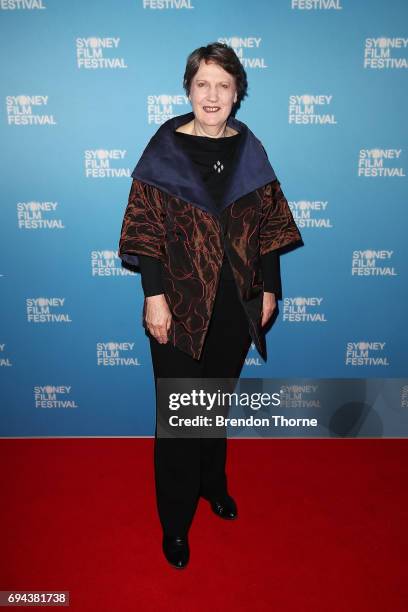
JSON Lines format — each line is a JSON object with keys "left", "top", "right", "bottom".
{"left": 147, "top": 272, "right": 252, "bottom": 536}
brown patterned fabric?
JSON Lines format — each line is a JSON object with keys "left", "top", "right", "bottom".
{"left": 118, "top": 178, "right": 302, "bottom": 361}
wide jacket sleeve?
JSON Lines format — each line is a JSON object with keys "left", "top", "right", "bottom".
{"left": 118, "top": 178, "right": 166, "bottom": 266}
{"left": 259, "top": 179, "right": 302, "bottom": 256}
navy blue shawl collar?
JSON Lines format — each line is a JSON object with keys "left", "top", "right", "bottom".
{"left": 131, "top": 111, "right": 276, "bottom": 218}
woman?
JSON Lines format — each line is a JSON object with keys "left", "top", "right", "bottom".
{"left": 118, "top": 42, "right": 302, "bottom": 569}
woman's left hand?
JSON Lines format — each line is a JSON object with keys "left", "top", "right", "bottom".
{"left": 261, "top": 291, "right": 277, "bottom": 327}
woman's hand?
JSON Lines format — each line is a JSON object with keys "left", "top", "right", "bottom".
{"left": 261, "top": 291, "right": 277, "bottom": 327}
{"left": 144, "top": 294, "right": 172, "bottom": 343}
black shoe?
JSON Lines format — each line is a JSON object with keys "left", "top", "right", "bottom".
{"left": 210, "top": 495, "right": 238, "bottom": 520}
{"left": 162, "top": 534, "right": 190, "bottom": 569}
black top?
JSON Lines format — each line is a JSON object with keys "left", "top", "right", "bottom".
{"left": 175, "top": 130, "right": 240, "bottom": 282}
{"left": 175, "top": 130, "right": 241, "bottom": 215}
{"left": 138, "top": 129, "right": 281, "bottom": 297}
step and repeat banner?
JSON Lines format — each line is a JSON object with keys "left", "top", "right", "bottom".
{"left": 0, "top": 0, "right": 407, "bottom": 437}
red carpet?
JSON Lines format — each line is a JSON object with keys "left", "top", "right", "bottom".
{"left": 1, "top": 438, "right": 407, "bottom": 611}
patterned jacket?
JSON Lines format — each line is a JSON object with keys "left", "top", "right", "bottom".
{"left": 118, "top": 111, "right": 302, "bottom": 361}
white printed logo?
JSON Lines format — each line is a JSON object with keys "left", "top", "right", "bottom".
{"left": 17, "top": 201, "right": 64, "bottom": 230}
{"left": 26, "top": 298, "right": 72, "bottom": 323}
{"left": 364, "top": 38, "right": 408, "bottom": 70}
{"left": 84, "top": 149, "right": 130, "bottom": 178}
{"left": 76, "top": 37, "right": 127, "bottom": 69}
{"left": 0, "top": 343, "right": 12, "bottom": 367}
{"left": 351, "top": 250, "right": 397, "bottom": 277}
{"left": 289, "top": 95, "right": 336, "bottom": 125}
{"left": 142, "top": 0, "right": 194, "bottom": 9}
{"left": 245, "top": 341, "right": 264, "bottom": 367}
{"left": 345, "top": 342, "right": 389, "bottom": 367}
{"left": 280, "top": 385, "right": 321, "bottom": 409}
{"left": 6, "top": 95, "right": 56, "bottom": 126}
{"left": 34, "top": 385, "right": 78, "bottom": 408}
{"left": 289, "top": 199, "right": 332, "bottom": 228}
{"left": 0, "top": 0, "right": 46, "bottom": 9}
{"left": 96, "top": 342, "right": 141, "bottom": 366}
{"left": 358, "top": 149, "right": 405, "bottom": 177}
{"left": 291, "top": 0, "right": 342, "bottom": 10}
{"left": 91, "top": 250, "right": 135, "bottom": 277}
{"left": 283, "top": 297, "right": 327, "bottom": 323}
{"left": 147, "top": 94, "right": 189, "bottom": 125}
{"left": 218, "top": 37, "right": 267, "bottom": 69}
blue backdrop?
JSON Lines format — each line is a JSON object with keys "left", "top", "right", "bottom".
{"left": 1, "top": 0, "right": 407, "bottom": 437}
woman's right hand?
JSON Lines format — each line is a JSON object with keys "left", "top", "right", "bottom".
{"left": 144, "top": 294, "right": 172, "bottom": 343}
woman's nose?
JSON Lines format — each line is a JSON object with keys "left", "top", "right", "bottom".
{"left": 206, "top": 87, "right": 218, "bottom": 101}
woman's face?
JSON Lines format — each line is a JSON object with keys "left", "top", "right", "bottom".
{"left": 189, "top": 59, "right": 238, "bottom": 129}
